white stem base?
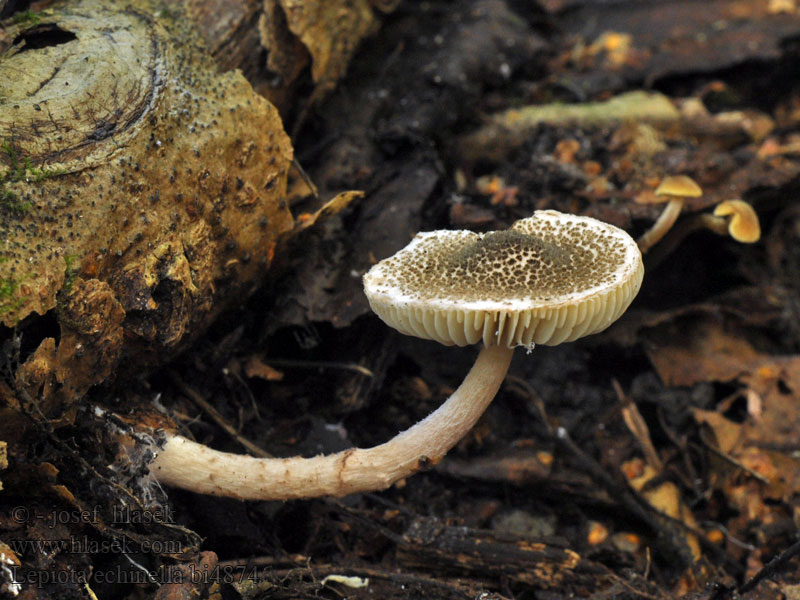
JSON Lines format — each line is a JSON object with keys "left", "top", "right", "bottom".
{"left": 150, "top": 345, "right": 514, "bottom": 500}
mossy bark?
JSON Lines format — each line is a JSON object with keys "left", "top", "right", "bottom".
{"left": 0, "top": 0, "right": 293, "bottom": 422}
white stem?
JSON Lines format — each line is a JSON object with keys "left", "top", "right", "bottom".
{"left": 150, "top": 345, "right": 514, "bottom": 500}
{"left": 637, "top": 199, "right": 684, "bottom": 252}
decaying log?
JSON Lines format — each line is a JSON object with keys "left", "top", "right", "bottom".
{"left": 397, "top": 516, "right": 605, "bottom": 591}
{"left": 0, "top": 0, "right": 293, "bottom": 423}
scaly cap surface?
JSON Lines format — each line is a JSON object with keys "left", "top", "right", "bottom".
{"left": 363, "top": 210, "right": 644, "bottom": 347}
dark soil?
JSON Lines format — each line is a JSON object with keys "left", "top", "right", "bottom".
{"left": 5, "top": 1, "right": 800, "bottom": 598}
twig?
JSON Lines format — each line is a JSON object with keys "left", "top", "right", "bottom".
{"left": 740, "top": 536, "right": 800, "bottom": 593}
{"left": 655, "top": 406, "right": 700, "bottom": 493}
{"left": 263, "top": 358, "right": 374, "bottom": 377}
{"left": 613, "top": 378, "right": 663, "bottom": 470}
{"left": 498, "top": 374, "right": 742, "bottom": 571}
{"left": 698, "top": 428, "right": 769, "bottom": 484}
{"left": 290, "top": 157, "right": 319, "bottom": 201}
{"left": 556, "top": 425, "right": 743, "bottom": 574}
{"left": 218, "top": 560, "right": 480, "bottom": 599}
{"left": 700, "top": 521, "right": 755, "bottom": 551}
{"left": 324, "top": 498, "right": 405, "bottom": 545}
{"left": 169, "top": 371, "right": 272, "bottom": 458}
{"left": 554, "top": 427, "right": 665, "bottom": 534}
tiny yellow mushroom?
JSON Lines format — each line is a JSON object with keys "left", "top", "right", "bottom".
{"left": 637, "top": 175, "right": 703, "bottom": 252}
{"left": 706, "top": 199, "right": 761, "bottom": 243}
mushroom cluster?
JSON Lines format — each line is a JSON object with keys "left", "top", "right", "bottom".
{"left": 635, "top": 175, "right": 761, "bottom": 265}
{"left": 150, "top": 211, "right": 644, "bottom": 500}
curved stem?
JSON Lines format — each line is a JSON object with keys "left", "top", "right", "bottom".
{"left": 150, "top": 345, "right": 514, "bottom": 500}
{"left": 637, "top": 198, "right": 684, "bottom": 253}
{"left": 644, "top": 213, "right": 725, "bottom": 270}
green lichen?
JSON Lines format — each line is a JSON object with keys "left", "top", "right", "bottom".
{"left": 152, "top": 6, "right": 176, "bottom": 19}
{"left": 0, "top": 260, "right": 26, "bottom": 319}
{"left": 0, "top": 188, "right": 30, "bottom": 214}
{"left": 11, "top": 10, "right": 41, "bottom": 25}
{"left": 0, "top": 142, "right": 65, "bottom": 214}
{"left": 2, "top": 142, "right": 66, "bottom": 183}
{"left": 55, "top": 255, "right": 81, "bottom": 326}
{"left": 62, "top": 254, "right": 79, "bottom": 294}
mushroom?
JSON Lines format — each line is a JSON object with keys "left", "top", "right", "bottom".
{"left": 149, "top": 211, "right": 644, "bottom": 500}
{"left": 637, "top": 175, "right": 703, "bottom": 252}
{"left": 645, "top": 199, "right": 761, "bottom": 268}
{"left": 703, "top": 200, "right": 761, "bottom": 243}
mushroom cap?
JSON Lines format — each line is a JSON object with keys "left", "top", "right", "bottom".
{"left": 654, "top": 175, "right": 703, "bottom": 199}
{"left": 363, "top": 210, "right": 644, "bottom": 348}
{"left": 713, "top": 200, "right": 761, "bottom": 243}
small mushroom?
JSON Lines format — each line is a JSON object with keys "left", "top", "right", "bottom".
{"left": 704, "top": 200, "right": 761, "bottom": 243}
{"left": 637, "top": 175, "right": 703, "bottom": 252}
{"left": 645, "top": 199, "right": 761, "bottom": 268}
{"left": 149, "top": 211, "right": 643, "bottom": 500}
